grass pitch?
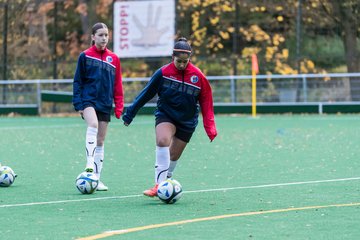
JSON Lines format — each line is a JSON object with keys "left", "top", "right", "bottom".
{"left": 1, "top": 114, "right": 360, "bottom": 239}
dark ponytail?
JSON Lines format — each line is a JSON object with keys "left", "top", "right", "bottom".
{"left": 173, "top": 37, "right": 192, "bottom": 56}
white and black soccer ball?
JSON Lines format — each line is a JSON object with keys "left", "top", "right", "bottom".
{"left": 75, "top": 172, "right": 99, "bottom": 194}
{"left": 0, "top": 166, "right": 16, "bottom": 187}
{"left": 157, "top": 179, "right": 183, "bottom": 204}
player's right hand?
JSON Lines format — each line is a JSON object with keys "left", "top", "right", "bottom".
{"left": 122, "top": 112, "right": 132, "bottom": 126}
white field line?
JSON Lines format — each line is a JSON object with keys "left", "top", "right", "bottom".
{"left": 1, "top": 176, "right": 360, "bottom": 208}
{"left": 0, "top": 194, "right": 143, "bottom": 208}
{"left": 184, "top": 176, "right": 360, "bottom": 193}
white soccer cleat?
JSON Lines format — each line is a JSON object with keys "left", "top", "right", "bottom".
{"left": 85, "top": 160, "right": 94, "bottom": 173}
{"left": 96, "top": 181, "right": 108, "bottom": 191}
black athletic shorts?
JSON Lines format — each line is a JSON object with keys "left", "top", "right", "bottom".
{"left": 82, "top": 105, "right": 111, "bottom": 122}
{"left": 96, "top": 111, "right": 111, "bottom": 122}
{"left": 155, "top": 115, "right": 194, "bottom": 143}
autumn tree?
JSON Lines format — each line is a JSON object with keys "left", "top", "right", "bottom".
{"left": 177, "top": 0, "right": 325, "bottom": 76}
{"left": 1, "top": 0, "right": 358, "bottom": 80}
{"left": 304, "top": 0, "right": 360, "bottom": 100}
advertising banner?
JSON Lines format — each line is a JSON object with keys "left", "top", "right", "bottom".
{"left": 114, "top": 0, "right": 175, "bottom": 58}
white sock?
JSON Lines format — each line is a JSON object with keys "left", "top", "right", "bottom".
{"left": 85, "top": 127, "right": 98, "bottom": 168}
{"left": 155, "top": 146, "right": 170, "bottom": 184}
{"left": 94, "top": 145, "right": 104, "bottom": 179}
{"left": 167, "top": 160, "right": 178, "bottom": 178}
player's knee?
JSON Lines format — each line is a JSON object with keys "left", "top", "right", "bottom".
{"left": 88, "top": 122, "right": 98, "bottom": 129}
{"left": 156, "top": 138, "right": 170, "bottom": 147}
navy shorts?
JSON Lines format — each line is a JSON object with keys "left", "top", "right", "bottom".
{"left": 155, "top": 116, "right": 194, "bottom": 143}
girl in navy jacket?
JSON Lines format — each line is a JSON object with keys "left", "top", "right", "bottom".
{"left": 73, "top": 23, "right": 124, "bottom": 191}
{"left": 123, "top": 37, "right": 217, "bottom": 197}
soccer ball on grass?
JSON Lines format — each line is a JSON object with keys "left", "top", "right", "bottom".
{"left": 157, "top": 179, "right": 183, "bottom": 204}
{"left": 75, "top": 172, "right": 99, "bottom": 194}
{"left": 0, "top": 166, "right": 17, "bottom": 187}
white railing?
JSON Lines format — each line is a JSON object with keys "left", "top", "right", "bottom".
{"left": 1, "top": 73, "right": 360, "bottom": 114}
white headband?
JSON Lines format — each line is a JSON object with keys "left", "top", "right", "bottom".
{"left": 173, "top": 48, "right": 192, "bottom": 53}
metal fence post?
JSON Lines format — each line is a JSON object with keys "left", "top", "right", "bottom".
{"left": 319, "top": 102, "right": 323, "bottom": 114}
{"left": 302, "top": 74, "right": 307, "bottom": 102}
{"left": 37, "top": 80, "right": 42, "bottom": 115}
{"left": 230, "top": 76, "right": 236, "bottom": 103}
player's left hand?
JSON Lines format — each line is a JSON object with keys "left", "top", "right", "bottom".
{"left": 209, "top": 132, "right": 217, "bottom": 142}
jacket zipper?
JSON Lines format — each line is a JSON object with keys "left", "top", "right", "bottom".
{"left": 182, "top": 70, "right": 185, "bottom": 93}
{"left": 100, "top": 50, "right": 104, "bottom": 80}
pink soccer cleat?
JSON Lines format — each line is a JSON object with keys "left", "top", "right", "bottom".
{"left": 143, "top": 184, "right": 159, "bottom": 197}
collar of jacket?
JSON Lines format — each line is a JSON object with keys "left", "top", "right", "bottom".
{"left": 170, "top": 61, "right": 195, "bottom": 73}
{"left": 91, "top": 45, "right": 108, "bottom": 53}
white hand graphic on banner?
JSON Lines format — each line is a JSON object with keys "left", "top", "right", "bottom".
{"left": 132, "top": 3, "right": 169, "bottom": 48}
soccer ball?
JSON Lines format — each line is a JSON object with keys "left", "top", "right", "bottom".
{"left": 0, "top": 166, "right": 16, "bottom": 187}
{"left": 75, "top": 172, "right": 99, "bottom": 194}
{"left": 157, "top": 179, "right": 183, "bottom": 204}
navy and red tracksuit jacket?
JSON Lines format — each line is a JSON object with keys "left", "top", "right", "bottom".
{"left": 123, "top": 62, "right": 217, "bottom": 141}
{"left": 73, "top": 45, "right": 124, "bottom": 117}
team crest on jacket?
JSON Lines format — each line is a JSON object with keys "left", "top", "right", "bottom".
{"left": 190, "top": 75, "right": 199, "bottom": 83}
{"left": 106, "top": 56, "right": 113, "bottom": 62}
